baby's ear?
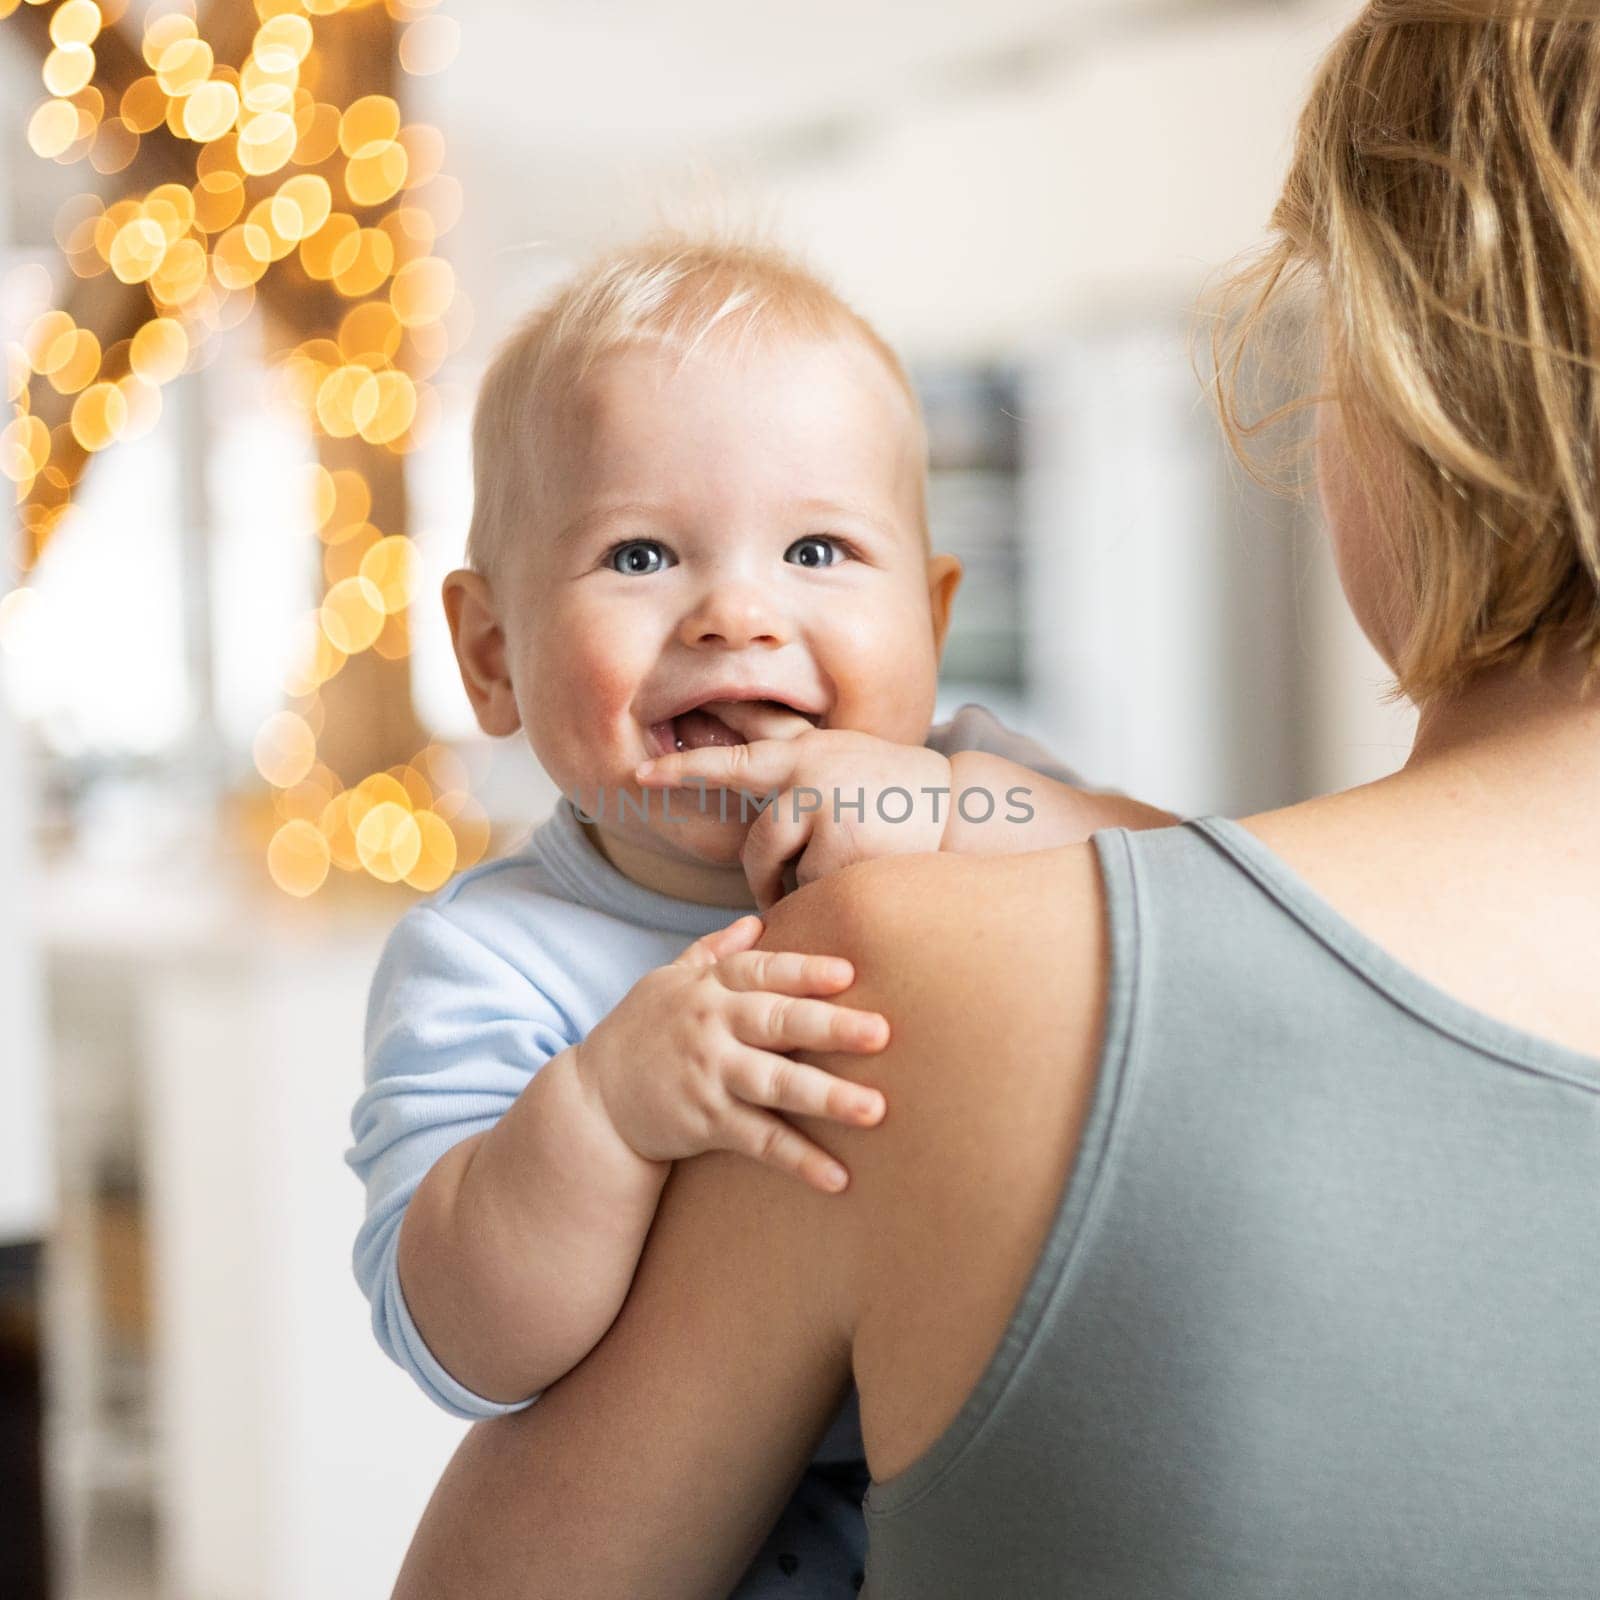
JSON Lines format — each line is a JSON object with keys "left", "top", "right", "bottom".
{"left": 926, "top": 553, "right": 963, "bottom": 658}
{"left": 442, "top": 569, "right": 522, "bottom": 737}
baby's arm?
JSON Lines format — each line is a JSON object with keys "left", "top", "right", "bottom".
{"left": 351, "top": 908, "right": 888, "bottom": 1412}
{"left": 350, "top": 903, "right": 631, "bottom": 1417}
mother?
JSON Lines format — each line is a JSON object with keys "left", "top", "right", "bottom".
{"left": 395, "top": 4, "right": 1600, "bottom": 1594}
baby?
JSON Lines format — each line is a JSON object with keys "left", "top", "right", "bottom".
{"left": 347, "top": 234, "right": 1172, "bottom": 1596}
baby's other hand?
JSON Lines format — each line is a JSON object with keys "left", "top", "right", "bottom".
{"left": 573, "top": 916, "right": 890, "bottom": 1194}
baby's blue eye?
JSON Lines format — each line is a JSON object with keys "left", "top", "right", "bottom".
{"left": 607, "top": 540, "right": 671, "bottom": 576}
{"left": 786, "top": 535, "right": 845, "bottom": 569}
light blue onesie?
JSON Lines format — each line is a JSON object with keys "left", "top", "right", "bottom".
{"left": 347, "top": 703, "right": 1081, "bottom": 1598}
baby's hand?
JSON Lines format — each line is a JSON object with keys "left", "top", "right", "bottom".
{"left": 573, "top": 915, "right": 889, "bottom": 1194}
{"left": 635, "top": 730, "right": 954, "bottom": 909}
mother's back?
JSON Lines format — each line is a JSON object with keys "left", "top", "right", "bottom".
{"left": 852, "top": 808, "right": 1600, "bottom": 1598}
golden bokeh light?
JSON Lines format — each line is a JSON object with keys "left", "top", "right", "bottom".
{"left": 192, "top": 170, "right": 245, "bottom": 233}
{"left": 69, "top": 381, "right": 127, "bottom": 451}
{"left": 319, "top": 574, "right": 385, "bottom": 653}
{"left": 53, "top": 191, "right": 101, "bottom": 249}
{"left": 317, "top": 467, "right": 371, "bottom": 540}
{"left": 323, "top": 519, "right": 379, "bottom": 586}
{"left": 69, "top": 80, "right": 105, "bottom": 124}
{"left": 389, "top": 254, "right": 453, "bottom": 327}
{"left": 273, "top": 761, "right": 338, "bottom": 824}
{"left": 355, "top": 800, "right": 423, "bottom": 883}
{"left": 130, "top": 318, "right": 189, "bottom": 385}
{"left": 293, "top": 100, "right": 342, "bottom": 165}
{"left": 114, "top": 373, "right": 162, "bottom": 443}
{"left": 1, "top": 415, "right": 49, "bottom": 483}
{"left": 307, "top": 463, "right": 337, "bottom": 529}
{"left": 50, "top": 1, "right": 102, "bottom": 47}
{"left": 358, "top": 368, "right": 417, "bottom": 445}
{"left": 403, "top": 809, "right": 457, "bottom": 891}
{"left": 434, "top": 791, "right": 491, "bottom": 871}
{"left": 348, "top": 771, "right": 411, "bottom": 828}
{"left": 379, "top": 205, "right": 433, "bottom": 270}
{"left": 146, "top": 182, "right": 196, "bottom": 240}
{"left": 24, "top": 310, "right": 75, "bottom": 374}
{"left": 392, "top": 761, "right": 432, "bottom": 811}
{"left": 398, "top": 15, "right": 459, "bottom": 76}
{"left": 154, "top": 36, "right": 212, "bottom": 98}
{"left": 396, "top": 123, "right": 444, "bottom": 190}
{"left": 182, "top": 77, "right": 240, "bottom": 141}
{"left": 43, "top": 44, "right": 96, "bottom": 98}
{"left": 299, "top": 211, "right": 357, "bottom": 279}
{"left": 46, "top": 328, "right": 101, "bottom": 395}
{"left": 88, "top": 114, "right": 137, "bottom": 174}
{"left": 331, "top": 227, "right": 394, "bottom": 298}
{"left": 337, "top": 299, "right": 401, "bottom": 365}
{"left": 194, "top": 129, "right": 238, "bottom": 179}
{"left": 267, "top": 818, "right": 332, "bottom": 897}
{"left": 254, "top": 13, "right": 314, "bottom": 72}
{"left": 212, "top": 223, "right": 269, "bottom": 289}
{"left": 240, "top": 51, "right": 298, "bottom": 115}
{"left": 317, "top": 790, "right": 360, "bottom": 873}
{"left": 142, "top": 12, "right": 197, "bottom": 69}
{"left": 238, "top": 110, "right": 298, "bottom": 175}
{"left": 27, "top": 99, "right": 80, "bottom": 159}
{"left": 12, "top": 0, "right": 477, "bottom": 898}
{"left": 339, "top": 93, "right": 400, "bottom": 159}
{"left": 252, "top": 709, "right": 318, "bottom": 788}
{"left": 283, "top": 611, "right": 348, "bottom": 697}
{"left": 245, "top": 198, "right": 298, "bottom": 261}
{"left": 358, "top": 534, "right": 421, "bottom": 612}
{"left": 344, "top": 141, "right": 407, "bottom": 207}
{"left": 118, "top": 75, "right": 169, "bottom": 133}
{"left": 315, "top": 363, "right": 380, "bottom": 437}
{"left": 108, "top": 216, "right": 167, "bottom": 283}
{"left": 370, "top": 610, "right": 411, "bottom": 662}
{"left": 270, "top": 172, "right": 332, "bottom": 241}
{"left": 149, "top": 236, "right": 208, "bottom": 305}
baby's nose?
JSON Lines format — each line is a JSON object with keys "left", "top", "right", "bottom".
{"left": 679, "top": 582, "right": 790, "bottom": 649}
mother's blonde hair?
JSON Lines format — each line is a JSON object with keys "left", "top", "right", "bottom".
{"left": 1211, "top": 0, "right": 1600, "bottom": 705}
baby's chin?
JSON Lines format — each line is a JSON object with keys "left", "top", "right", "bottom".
{"left": 639, "top": 805, "right": 756, "bottom": 868}
{"left": 568, "top": 784, "right": 755, "bottom": 865}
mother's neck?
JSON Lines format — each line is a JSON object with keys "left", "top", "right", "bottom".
{"left": 1404, "top": 635, "right": 1600, "bottom": 810}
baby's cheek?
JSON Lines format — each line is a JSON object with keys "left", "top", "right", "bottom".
{"left": 573, "top": 653, "right": 641, "bottom": 723}
{"left": 847, "top": 636, "right": 941, "bottom": 739}
{"left": 516, "top": 639, "right": 628, "bottom": 771}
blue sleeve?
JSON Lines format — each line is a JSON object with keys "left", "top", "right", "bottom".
{"left": 346, "top": 901, "right": 578, "bottom": 1420}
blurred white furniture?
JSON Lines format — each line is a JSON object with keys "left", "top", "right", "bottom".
{"left": 44, "top": 863, "right": 468, "bottom": 1600}
{"left": 0, "top": 695, "right": 51, "bottom": 1249}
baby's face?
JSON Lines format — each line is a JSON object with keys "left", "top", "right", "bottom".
{"left": 494, "top": 333, "right": 959, "bottom": 883}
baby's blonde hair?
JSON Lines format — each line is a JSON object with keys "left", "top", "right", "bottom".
{"left": 1209, "top": 0, "right": 1600, "bottom": 706}
{"left": 466, "top": 232, "right": 928, "bottom": 577}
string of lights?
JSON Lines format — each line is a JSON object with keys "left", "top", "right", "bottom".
{"left": 1, "top": 0, "right": 488, "bottom": 897}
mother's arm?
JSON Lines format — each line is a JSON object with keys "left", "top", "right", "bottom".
{"left": 391, "top": 843, "right": 1111, "bottom": 1600}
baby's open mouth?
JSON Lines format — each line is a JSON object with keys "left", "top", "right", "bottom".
{"left": 647, "top": 699, "right": 821, "bottom": 757}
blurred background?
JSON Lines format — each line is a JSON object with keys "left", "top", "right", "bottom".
{"left": 0, "top": 0, "right": 1417, "bottom": 1595}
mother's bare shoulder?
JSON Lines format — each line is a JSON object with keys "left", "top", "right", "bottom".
{"left": 760, "top": 845, "right": 1115, "bottom": 1480}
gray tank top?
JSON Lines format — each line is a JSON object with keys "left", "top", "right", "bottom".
{"left": 861, "top": 817, "right": 1600, "bottom": 1598}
